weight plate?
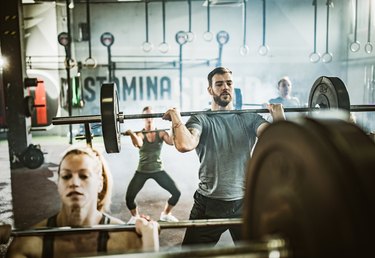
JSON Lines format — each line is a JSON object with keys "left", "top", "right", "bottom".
{"left": 308, "top": 76, "right": 350, "bottom": 111}
{"left": 100, "top": 83, "right": 121, "bottom": 153}
{"left": 21, "top": 145, "right": 44, "bottom": 169}
{"left": 304, "top": 118, "right": 375, "bottom": 212}
{"left": 243, "top": 118, "right": 374, "bottom": 258}
{"left": 24, "top": 96, "right": 35, "bottom": 117}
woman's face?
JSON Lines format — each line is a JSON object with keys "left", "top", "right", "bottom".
{"left": 58, "top": 153, "right": 103, "bottom": 210}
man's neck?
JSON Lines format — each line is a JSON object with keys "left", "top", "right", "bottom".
{"left": 211, "top": 103, "right": 234, "bottom": 111}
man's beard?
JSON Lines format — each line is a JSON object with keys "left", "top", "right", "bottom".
{"left": 213, "top": 93, "right": 232, "bottom": 107}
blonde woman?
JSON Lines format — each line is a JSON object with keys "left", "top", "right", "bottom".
{"left": 7, "top": 146, "right": 159, "bottom": 258}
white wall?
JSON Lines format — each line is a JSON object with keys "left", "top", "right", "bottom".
{"left": 23, "top": 0, "right": 375, "bottom": 133}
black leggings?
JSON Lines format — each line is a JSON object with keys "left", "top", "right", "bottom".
{"left": 125, "top": 170, "right": 181, "bottom": 210}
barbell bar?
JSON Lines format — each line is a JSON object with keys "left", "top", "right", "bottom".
{"left": 52, "top": 76, "right": 375, "bottom": 153}
{"left": 53, "top": 107, "right": 315, "bottom": 126}
{"left": 53, "top": 105, "right": 375, "bottom": 126}
{"left": 121, "top": 128, "right": 171, "bottom": 135}
{"left": 8, "top": 218, "right": 242, "bottom": 237}
{"left": 75, "top": 129, "right": 171, "bottom": 141}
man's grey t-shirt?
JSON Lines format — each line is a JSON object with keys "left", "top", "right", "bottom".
{"left": 185, "top": 112, "right": 268, "bottom": 201}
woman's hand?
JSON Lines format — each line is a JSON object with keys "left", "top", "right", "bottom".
{"left": 135, "top": 216, "right": 160, "bottom": 251}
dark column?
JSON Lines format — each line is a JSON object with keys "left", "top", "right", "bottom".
{"left": 0, "top": 0, "right": 31, "bottom": 168}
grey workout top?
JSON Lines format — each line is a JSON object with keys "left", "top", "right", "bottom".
{"left": 137, "top": 130, "right": 164, "bottom": 173}
{"left": 185, "top": 112, "right": 267, "bottom": 201}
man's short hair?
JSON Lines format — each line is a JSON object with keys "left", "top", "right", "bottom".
{"left": 207, "top": 67, "right": 232, "bottom": 86}
{"left": 142, "top": 106, "right": 151, "bottom": 112}
{"left": 278, "top": 76, "right": 292, "bottom": 88}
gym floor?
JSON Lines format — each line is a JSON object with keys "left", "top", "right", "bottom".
{"left": 0, "top": 134, "right": 234, "bottom": 251}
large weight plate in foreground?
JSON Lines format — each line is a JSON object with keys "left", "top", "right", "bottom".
{"left": 101, "top": 83, "right": 121, "bottom": 153}
{"left": 308, "top": 76, "right": 350, "bottom": 111}
{"left": 303, "top": 118, "right": 375, "bottom": 209}
{"left": 243, "top": 118, "right": 375, "bottom": 258}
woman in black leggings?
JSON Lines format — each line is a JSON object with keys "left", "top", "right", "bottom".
{"left": 125, "top": 106, "right": 181, "bottom": 224}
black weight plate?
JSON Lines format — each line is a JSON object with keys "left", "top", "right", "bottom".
{"left": 24, "top": 96, "right": 35, "bottom": 117}
{"left": 243, "top": 118, "right": 373, "bottom": 258}
{"left": 304, "top": 118, "right": 375, "bottom": 214}
{"left": 21, "top": 147, "right": 44, "bottom": 169}
{"left": 308, "top": 76, "right": 350, "bottom": 111}
{"left": 100, "top": 83, "right": 121, "bottom": 153}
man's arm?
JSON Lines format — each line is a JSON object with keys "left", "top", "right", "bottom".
{"left": 162, "top": 108, "right": 200, "bottom": 152}
{"left": 159, "top": 130, "right": 174, "bottom": 146}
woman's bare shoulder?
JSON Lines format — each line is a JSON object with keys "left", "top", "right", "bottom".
{"left": 7, "top": 234, "right": 43, "bottom": 258}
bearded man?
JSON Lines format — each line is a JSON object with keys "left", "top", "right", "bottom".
{"left": 163, "top": 67, "right": 285, "bottom": 246}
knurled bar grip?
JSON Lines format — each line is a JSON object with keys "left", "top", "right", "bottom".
{"left": 11, "top": 218, "right": 242, "bottom": 237}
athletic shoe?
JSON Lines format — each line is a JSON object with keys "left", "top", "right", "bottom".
{"left": 160, "top": 212, "right": 179, "bottom": 222}
{"left": 127, "top": 215, "right": 139, "bottom": 225}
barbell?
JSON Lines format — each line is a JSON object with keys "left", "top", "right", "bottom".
{"left": 1, "top": 218, "right": 241, "bottom": 238}
{"left": 122, "top": 128, "right": 170, "bottom": 135}
{"left": 0, "top": 222, "right": 291, "bottom": 258}
{"left": 75, "top": 128, "right": 171, "bottom": 141}
{"left": 52, "top": 76, "right": 375, "bottom": 153}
